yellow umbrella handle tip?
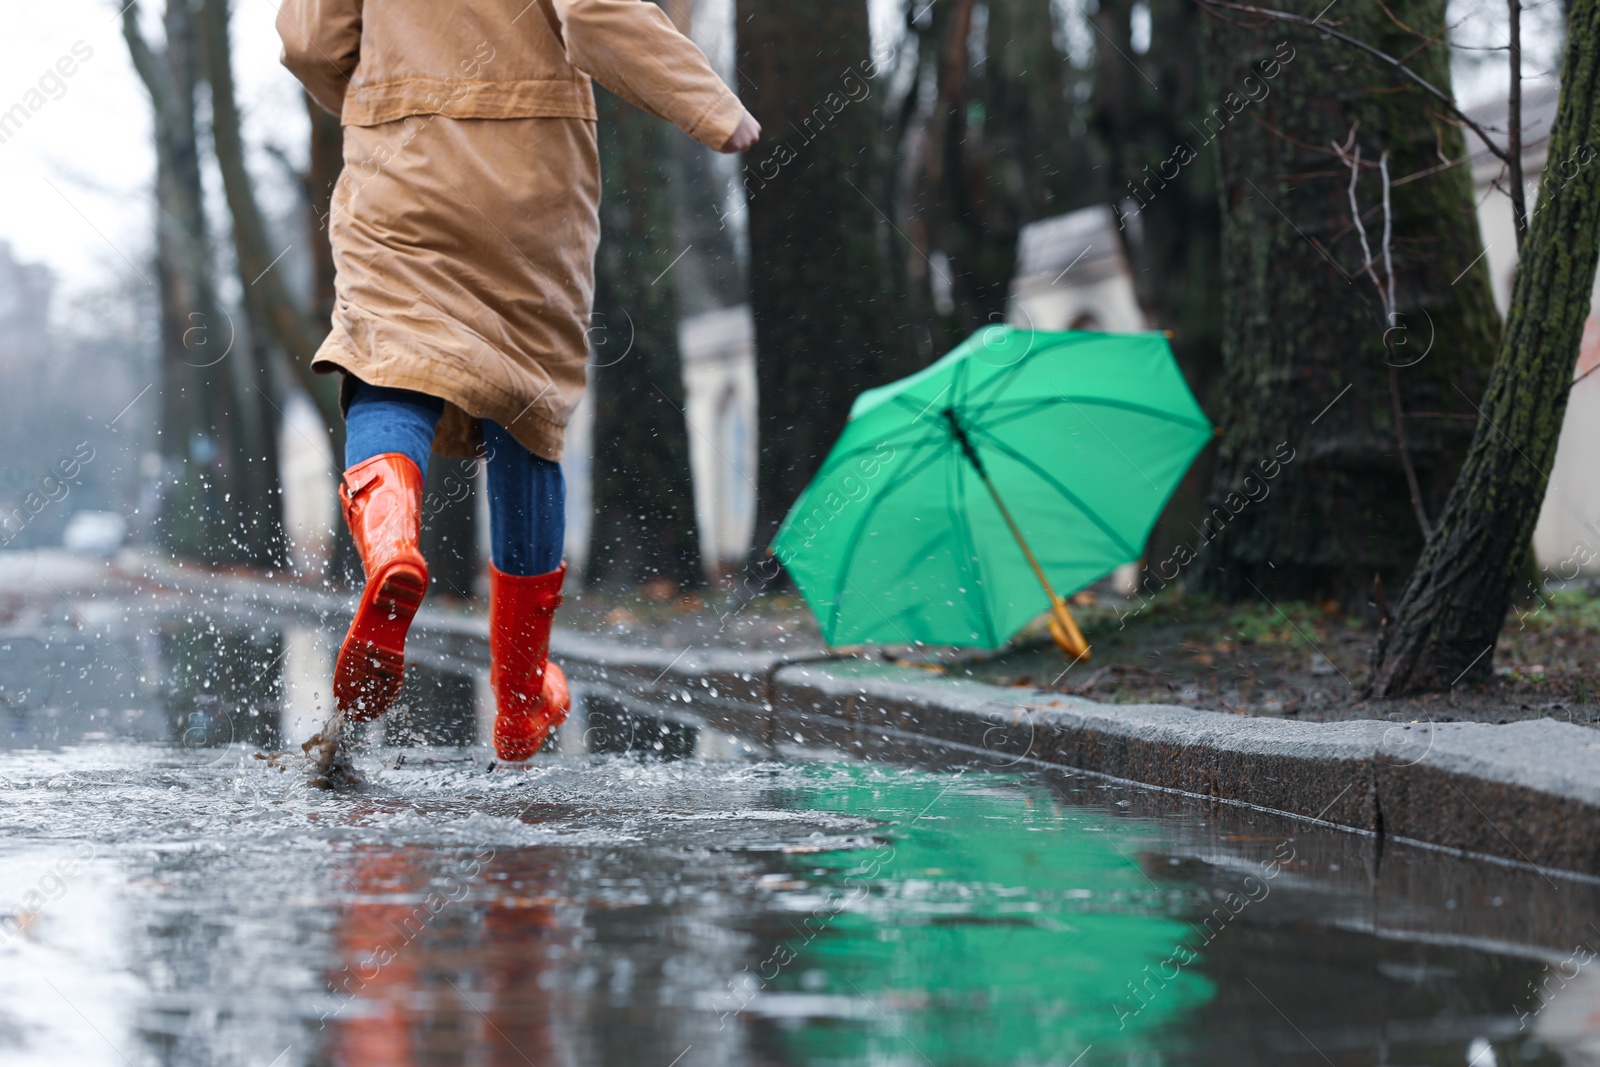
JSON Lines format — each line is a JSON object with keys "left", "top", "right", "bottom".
{"left": 1048, "top": 599, "right": 1090, "bottom": 661}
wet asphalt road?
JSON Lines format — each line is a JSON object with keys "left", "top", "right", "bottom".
{"left": 2, "top": 562, "right": 1598, "bottom": 1066}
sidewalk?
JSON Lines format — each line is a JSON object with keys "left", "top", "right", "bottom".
{"left": 121, "top": 550, "right": 1600, "bottom": 878}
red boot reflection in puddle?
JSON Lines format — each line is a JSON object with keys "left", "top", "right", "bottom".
{"left": 324, "top": 847, "right": 425, "bottom": 1066}
{"left": 474, "top": 863, "right": 576, "bottom": 1066}
{"left": 323, "top": 845, "right": 576, "bottom": 1065}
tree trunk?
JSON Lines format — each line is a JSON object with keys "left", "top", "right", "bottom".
{"left": 201, "top": 0, "right": 360, "bottom": 578}
{"left": 304, "top": 97, "right": 343, "bottom": 330}
{"left": 891, "top": 0, "right": 1087, "bottom": 348}
{"left": 300, "top": 92, "right": 364, "bottom": 584}
{"left": 983, "top": 0, "right": 1080, "bottom": 231}
{"left": 931, "top": 0, "right": 1080, "bottom": 331}
{"left": 201, "top": 0, "right": 341, "bottom": 433}
{"left": 737, "top": 0, "right": 900, "bottom": 558}
{"left": 586, "top": 86, "right": 704, "bottom": 590}
{"left": 123, "top": 0, "right": 286, "bottom": 567}
{"left": 195, "top": 0, "right": 293, "bottom": 569}
{"left": 1092, "top": 0, "right": 1224, "bottom": 566}
{"left": 1194, "top": 0, "right": 1500, "bottom": 609}
{"left": 661, "top": 0, "right": 746, "bottom": 317}
{"left": 1368, "top": 0, "right": 1600, "bottom": 694}
{"left": 199, "top": 0, "right": 317, "bottom": 369}
{"left": 874, "top": 6, "right": 943, "bottom": 370}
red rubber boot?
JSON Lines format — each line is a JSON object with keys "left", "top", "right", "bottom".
{"left": 334, "top": 453, "right": 429, "bottom": 722}
{"left": 489, "top": 562, "right": 571, "bottom": 761}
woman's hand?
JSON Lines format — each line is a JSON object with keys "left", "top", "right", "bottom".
{"left": 720, "top": 112, "right": 761, "bottom": 153}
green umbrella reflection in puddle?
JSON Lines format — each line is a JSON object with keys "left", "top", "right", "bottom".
{"left": 760, "top": 765, "right": 1213, "bottom": 1063}
{"left": 772, "top": 327, "right": 1212, "bottom": 657}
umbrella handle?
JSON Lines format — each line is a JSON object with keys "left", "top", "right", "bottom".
{"left": 951, "top": 412, "right": 1094, "bottom": 662}
{"left": 1048, "top": 596, "right": 1090, "bottom": 662}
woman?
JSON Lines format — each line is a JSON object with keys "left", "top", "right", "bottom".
{"left": 277, "top": 0, "right": 759, "bottom": 759}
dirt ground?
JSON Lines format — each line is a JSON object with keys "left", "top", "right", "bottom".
{"left": 561, "top": 578, "right": 1600, "bottom": 727}
{"left": 962, "top": 586, "right": 1600, "bottom": 726}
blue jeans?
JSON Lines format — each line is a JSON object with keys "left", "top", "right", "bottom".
{"left": 343, "top": 380, "right": 565, "bottom": 576}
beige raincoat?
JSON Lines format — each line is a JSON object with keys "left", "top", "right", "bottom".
{"left": 277, "top": 0, "right": 748, "bottom": 461}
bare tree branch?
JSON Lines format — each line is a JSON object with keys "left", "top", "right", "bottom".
{"left": 119, "top": 1, "right": 177, "bottom": 123}
{"left": 1332, "top": 129, "right": 1432, "bottom": 538}
{"left": 1508, "top": 0, "right": 1527, "bottom": 247}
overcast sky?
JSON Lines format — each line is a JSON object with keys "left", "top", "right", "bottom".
{"left": 0, "top": 0, "right": 1563, "bottom": 306}
{"left": 0, "top": 0, "right": 305, "bottom": 303}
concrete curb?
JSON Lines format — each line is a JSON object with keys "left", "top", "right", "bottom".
{"left": 767, "top": 660, "right": 1384, "bottom": 832}
{"left": 1375, "top": 720, "right": 1600, "bottom": 875}
{"left": 126, "top": 554, "right": 1600, "bottom": 878}
{"left": 539, "top": 647, "right": 1600, "bottom": 879}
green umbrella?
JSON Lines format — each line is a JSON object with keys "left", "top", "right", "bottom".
{"left": 771, "top": 327, "right": 1211, "bottom": 652}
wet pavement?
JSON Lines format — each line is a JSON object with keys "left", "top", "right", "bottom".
{"left": 3, "top": 575, "right": 1600, "bottom": 1066}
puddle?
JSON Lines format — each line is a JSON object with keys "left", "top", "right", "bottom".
{"left": 0, "top": 610, "right": 1596, "bottom": 1065}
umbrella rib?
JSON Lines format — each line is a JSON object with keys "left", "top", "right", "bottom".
{"left": 827, "top": 436, "right": 953, "bottom": 639}
{"left": 950, "top": 449, "right": 1001, "bottom": 648}
{"left": 811, "top": 430, "right": 948, "bottom": 482}
{"left": 963, "top": 333, "right": 1079, "bottom": 407}
{"left": 890, "top": 394, "right": 943, "bottom": 420}
{"left": 969, "top": 395, "right": 1213, "bottom": 434}
{"left": 967, "top": 424, "right": 1142, "bottom": 561}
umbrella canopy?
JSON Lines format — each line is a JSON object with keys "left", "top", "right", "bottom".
{"left": 771, "top": 327, "right": 1212, "bottom": 649}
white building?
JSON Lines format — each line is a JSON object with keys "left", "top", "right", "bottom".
{"left": 676, "top": 306, "right": 758, "bottom": 579}
{"left": 1007, "top": 205, "right": 1149, "bottom": 333}
{"left": 523, "top": 305, "right": 759, "bottom": 584}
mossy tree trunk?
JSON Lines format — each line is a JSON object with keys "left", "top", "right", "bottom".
{"left": 736, "top": 0, "right": 899, "bottom": 559}
{"left": 1195, "top": 0, "right": 1500, "bottom": 610}
{"left": 1368, "top": 0, "right": 1600, "bottom": 693}
{"left": 587, "top": 86, "right": 704, "bottom": 591}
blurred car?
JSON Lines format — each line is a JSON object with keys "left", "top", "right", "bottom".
{"left": 62, "top": 511, "right": 127, "bottom": 556}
